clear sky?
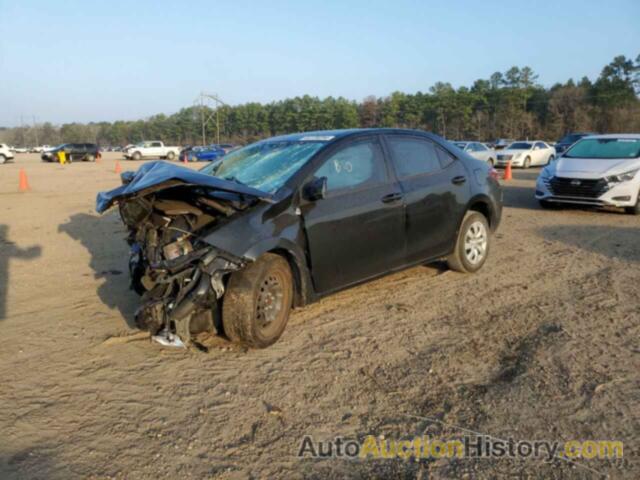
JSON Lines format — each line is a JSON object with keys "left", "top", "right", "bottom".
{"left": 0, "top": 0, "right": 638, "bottom": 126}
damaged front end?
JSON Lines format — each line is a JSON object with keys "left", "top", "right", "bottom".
{"left": 96, "top": 161, "right": 271, "bottom": 348}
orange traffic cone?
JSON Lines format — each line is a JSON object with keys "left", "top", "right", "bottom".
{"left": 182, "top": 153, "right": 188, "bottom": 165}
{"left": 19, "top": 169, "right": 30, "bottom": 192}
{"left": 503, "top": 160, "right": 513, "bottom": 181}
{"left": 115, "top": 161, "right": 122, "bottom": 174}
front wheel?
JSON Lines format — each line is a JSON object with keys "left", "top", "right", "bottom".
{"left": 166, "top": 151, "right": 175, "bottom": 161}
{"left": 85, "top": 154, "right": 95, "bottom": 162}
{"left": 624, "top": 193, "right": 640, "bottom": 215}
{"left": 488, "top": 157, "right": 495, "bottom": 166}
{"left": 523, "top": 156, "right": 531, "bottom": 169}
{"left": 0, "top": 155, "right": 6, "bottom": 165}
{"left": 132, "top": 151, "right": 141, "bottom": 161}
{"left": 447, "top": 211, "right": 490, "bottom": 273}
{"left": 547, "top": 155, "right": 555, "bottom": 165}
{"left": 222, "top": 253, "right": 293, "bottom": 348}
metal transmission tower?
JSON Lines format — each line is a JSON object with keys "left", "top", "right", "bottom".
{"left": 195, "top": 92, "right": 228, "bottom": 146}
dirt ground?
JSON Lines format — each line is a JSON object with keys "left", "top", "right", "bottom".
{"left": 0, "top": 152, "right": 638, "bottom": 479}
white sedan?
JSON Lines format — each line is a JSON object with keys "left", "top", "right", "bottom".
{"left": 496, "top": 141, "right": 556, "bottom": 168}
{"left": 536, "top": 134, "right": 640, "bottom": 215}
{"left": 453, "top": 141, "right": 497, "bottom": 165}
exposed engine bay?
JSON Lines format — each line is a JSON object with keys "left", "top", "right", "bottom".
{"left": 119, "top": 189, "right": 252, "bottom": 348}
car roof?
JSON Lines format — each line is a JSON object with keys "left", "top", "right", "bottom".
{"left": 262, "top": 128, "right": 441, "bottom": 143}
{"left": 584, "top": 133, "right": 640, "bottom": 140}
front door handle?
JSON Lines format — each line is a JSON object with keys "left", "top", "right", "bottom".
{"left": 381, "top": 192, "right": 403, "bottom": 203}
{"left": 451, "top": 175, "right": 467, "bottom": 185}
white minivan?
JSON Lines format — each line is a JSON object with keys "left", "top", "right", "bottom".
{"left": 535, "top": 134, "right": 640, "bottom": 215}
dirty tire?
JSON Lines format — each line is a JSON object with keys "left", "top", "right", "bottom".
{"left": 523, "top": 156, "right": 531, "bottom": 169}
{"left": 166, "top": 151, "right": 175, "bottom": 161}
{"left": 223, "top": 253, "right": 293, "bottom": 348}
{"left": 447, "top": 211, "right": 490, "bottom": 274}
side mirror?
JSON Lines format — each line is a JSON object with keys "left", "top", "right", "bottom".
{"left": 302, "top": 176, "right": 327, "bottom": 201}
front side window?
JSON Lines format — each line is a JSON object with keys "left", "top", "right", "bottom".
{"left": 387, "top": 137, "right": 440, "bottom": 178}
{"left": 314, "top": 140, "right": 386, "bottom": 193}
{"left": 565, "top": 138, "right": 640, "bottom": 159}
{"left": 201, "top": 140, "right": 327, "bottom": 193}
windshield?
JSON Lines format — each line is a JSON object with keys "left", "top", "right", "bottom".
{"left": 454, "top": 142, "right": 468, "bottom": 149}
{"left": 200, "top": 140, "right": 327, "bottom": 193}
{"left": 508, "top": 142, "right": 532, "bottom": 150}
{"left": 564, "top": 138, "right": 640, "bottom": 159}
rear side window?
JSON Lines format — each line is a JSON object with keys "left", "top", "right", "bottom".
{"left": 387, "top": 137, "right": 440, "bottom": 178}
{"left": 314, "top": 139, "right": 386, "bottom": 194}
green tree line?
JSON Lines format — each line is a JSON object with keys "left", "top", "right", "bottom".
{"left": 2, "top": 54, "right": 638, "bottom": 148}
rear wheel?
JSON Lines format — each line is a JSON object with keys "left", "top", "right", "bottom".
{"left": 547, "top": 155, "right": 555, "bottom": 165}
{"left": 85, "top": 154, "right": 95, "bottom": 162}
{"left": 447, "top": 211, "right": 490, "bottom": 273}
{"left": 223, "top": 253, "right": 293, "bottom": 348}
{"left": 488, "top": 157, "right": 495, "bottom": 166}
{"left": 0, "top": 155, "right": 5, "bottom": 165}
{"left": 166, "top": 151, "right": 175, "bottom": 161}
{"left": 523, "top": 156, "right": 531, "bottom": 169}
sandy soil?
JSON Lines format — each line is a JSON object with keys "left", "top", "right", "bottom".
{"left": 0, "top": 152, "right": 638, "bottom": 479}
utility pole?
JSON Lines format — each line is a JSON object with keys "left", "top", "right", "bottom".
{"left": 33, "top": 116, "right": 39, "bottom": 147}
{"left": 195, "top": 92, "right": 228, "bottom": 146}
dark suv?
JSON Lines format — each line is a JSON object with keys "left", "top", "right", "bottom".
{"left": 42, "top": 143, "right": 100, "bottom": 162}
{"left": 97, "top": 129, "right": 503, "bottom": 349}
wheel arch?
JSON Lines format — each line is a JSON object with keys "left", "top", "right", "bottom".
{"left": 464, "top": 194, "right": 498, "bottom": 230}
{"left": 242, "top": 238, "right": 314, "bottom": 308}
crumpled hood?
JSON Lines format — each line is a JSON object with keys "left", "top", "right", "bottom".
{"left": 96, "top": 161, "right": 271, "bottom": 213}
{"left": 553, "top": 157, "right": 640, "bottom": 177}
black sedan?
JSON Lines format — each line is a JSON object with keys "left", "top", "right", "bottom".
{"left": 97, "top": 129, "right": 502, "bottom": 349}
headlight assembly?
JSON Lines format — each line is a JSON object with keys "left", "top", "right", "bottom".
{"left": 606, "top": 169, "right": 638, "bottom": 184}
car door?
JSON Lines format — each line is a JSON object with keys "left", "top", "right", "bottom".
{"left": 149, "top": 141, "right": 163, "bottom": 158}
{"left": 300, "top": 135, "right": 405, "bottom": 294}
{"left": 533, "top": 142, "right": 547, "bottom": 165}
{"left": 384, "top": 134, "right": 470, "bottom": 264}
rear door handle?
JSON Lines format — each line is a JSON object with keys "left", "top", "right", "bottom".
{"left": 381, "top": 192, "right": 403, "bottom": 203}
{"left": 451, "top": 175, "right": 467, "bottom": 185}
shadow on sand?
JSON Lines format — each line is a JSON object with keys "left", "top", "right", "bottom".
{"left": 538, "top": 224, "right": 640, "bottom": 263}
{"left": 0, "top": 225, "right": 41, "bottom": 321}
{"left": 58, "top": 213, "right": 139, "bottom": 328}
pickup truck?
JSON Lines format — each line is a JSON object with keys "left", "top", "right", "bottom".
{"left": 123, "top": 141, "right": 181, "bottom": 161}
